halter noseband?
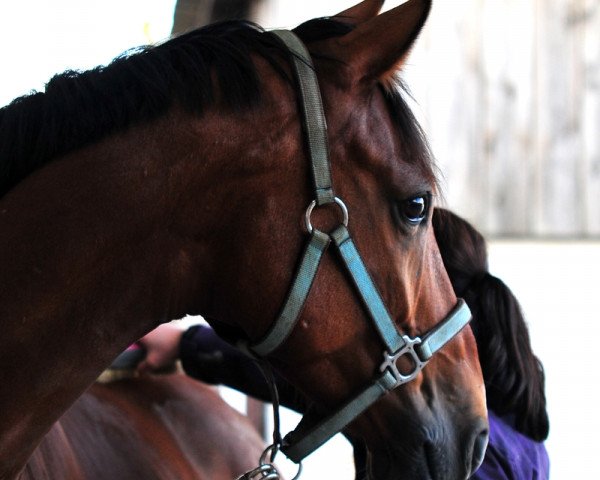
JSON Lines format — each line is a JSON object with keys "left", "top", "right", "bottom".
{"left": 240, "top": 30, "right": 472, "bottom": 464}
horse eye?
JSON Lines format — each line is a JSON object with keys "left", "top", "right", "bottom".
{"left": 401, "top": 195, "right": 429, "bottom": 225}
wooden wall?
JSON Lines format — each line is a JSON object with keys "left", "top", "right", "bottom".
{"left": 402, "top": 0, "right": 600, "bottom": 237}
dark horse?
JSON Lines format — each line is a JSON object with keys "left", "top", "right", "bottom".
{"left": 0, "top": 1, "right": 488, "bottom": 479}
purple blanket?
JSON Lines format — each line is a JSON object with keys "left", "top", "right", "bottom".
{"left": 473, "top": 412, "right": 549, "bottom": 479}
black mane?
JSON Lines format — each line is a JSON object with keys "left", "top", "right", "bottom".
{"left": 0, "top": 21, "right": 289, "bottom": 198}
{"left": 0, "top": 18, "right": 434, "bottom": 198}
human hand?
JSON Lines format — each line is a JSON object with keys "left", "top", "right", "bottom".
{"left": 136, "top": 322, "right": 186, "bottom": 373}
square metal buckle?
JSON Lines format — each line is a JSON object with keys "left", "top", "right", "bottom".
{"left": 380, "top": 335, "right": 428, "bottom": 388}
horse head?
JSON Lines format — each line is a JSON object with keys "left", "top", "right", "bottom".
{"left": 190, "top": 1, "right": 488, "bottom": 478}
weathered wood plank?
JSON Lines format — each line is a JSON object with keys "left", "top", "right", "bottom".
{"left": 405, "top": 0, "right": 598, "bottom": 237}
{"left": 405, "top": 0, "right": 488, "bottom": 228}
{"left": 582, "top": 0, "right": 600, "bottom": 235}
{"left": 536, "top": 0, "right": 586, "bottom": 236}
{"left": 482, "top": 0, "right": 537, "bottom": 235}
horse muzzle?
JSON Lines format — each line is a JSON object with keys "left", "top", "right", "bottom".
{"left": 359, "top": 415, "right": 489, "bottom": 480}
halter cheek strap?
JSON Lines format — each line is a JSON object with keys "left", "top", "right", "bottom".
{"left": 240, "top": 30, "right": 472, "bottom": 464}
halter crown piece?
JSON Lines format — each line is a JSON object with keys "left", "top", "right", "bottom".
{"left": 238, "top": 30, "right": 472, "bottom": 475}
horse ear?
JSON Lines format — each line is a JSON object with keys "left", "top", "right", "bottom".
{"left": 336, "top": 0, "right": 431, "bottom": 84}
{"left": 332, "top": 0, "right": 384, "bottom": 26}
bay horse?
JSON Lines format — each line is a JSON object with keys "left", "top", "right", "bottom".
{"left": 23, "top": 373, "right": 267, "bottom": 479}
{"left": 0, "top": 1, "right": 488, "bottom": 479}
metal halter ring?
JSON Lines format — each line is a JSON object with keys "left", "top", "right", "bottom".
{"left": 304, "top": 197, "right": 349, "bottom": 234}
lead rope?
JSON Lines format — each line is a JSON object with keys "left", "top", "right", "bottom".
{"left": 236, "top": 361, "right": 302, "bottom": 480}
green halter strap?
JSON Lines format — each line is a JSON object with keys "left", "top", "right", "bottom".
{"left": 241, "top": 29, "right": 472, "bottom": 464}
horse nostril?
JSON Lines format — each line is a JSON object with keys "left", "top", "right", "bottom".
{"left": 470, "top": 429, "right": 489, "bottom": 475}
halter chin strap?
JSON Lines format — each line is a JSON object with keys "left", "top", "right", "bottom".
{"left": 240, "top": 30, "right": 472, "bottom": 464}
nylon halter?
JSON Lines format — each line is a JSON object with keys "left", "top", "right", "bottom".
{"left": 241, "top": 30, "right": 472, "bottom": 464}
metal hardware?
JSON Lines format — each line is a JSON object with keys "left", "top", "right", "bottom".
{"left": 304, "top": 197, "right": 348, "bottom": 234}
{"left": 236, "top": 464, "right": 279, "bottom": 480}
{"left": 236, "top": 444, "right": 301, "bottom": 480}
{"left": 380, "top": 335, "right": 428, "bottom": 387}
{"left": 259, "top": 444, "right": 279, "bottom": 467}
{"left": 236, "top": 445, "right": 281, "bottom": 480}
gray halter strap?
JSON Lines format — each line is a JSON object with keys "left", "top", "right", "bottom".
{"left": 241, "top": 30, "right": 472, "bottom": 464}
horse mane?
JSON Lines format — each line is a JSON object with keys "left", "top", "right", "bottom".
{"left": 432, "top": 208, "right": 550, "bottom": 442}
{"left": 0, "top": 18, "right": 434, "bottom": 197}
{"left": 0, "top": 21, "right": 286, "bottom": 198}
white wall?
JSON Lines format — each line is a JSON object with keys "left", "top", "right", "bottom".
{"left": 0, "top": 0, "right": 177, "bottom": 107}
{"left": 488, "top": 241, "right": 600, "bottom": 479}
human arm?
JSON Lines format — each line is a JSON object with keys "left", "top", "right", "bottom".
{"left": 137, "top": 323, "right": 307, "bottom": 412}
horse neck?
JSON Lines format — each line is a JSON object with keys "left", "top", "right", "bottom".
{"left": 0, "top": 107, "right": 235, "bottom": 478}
